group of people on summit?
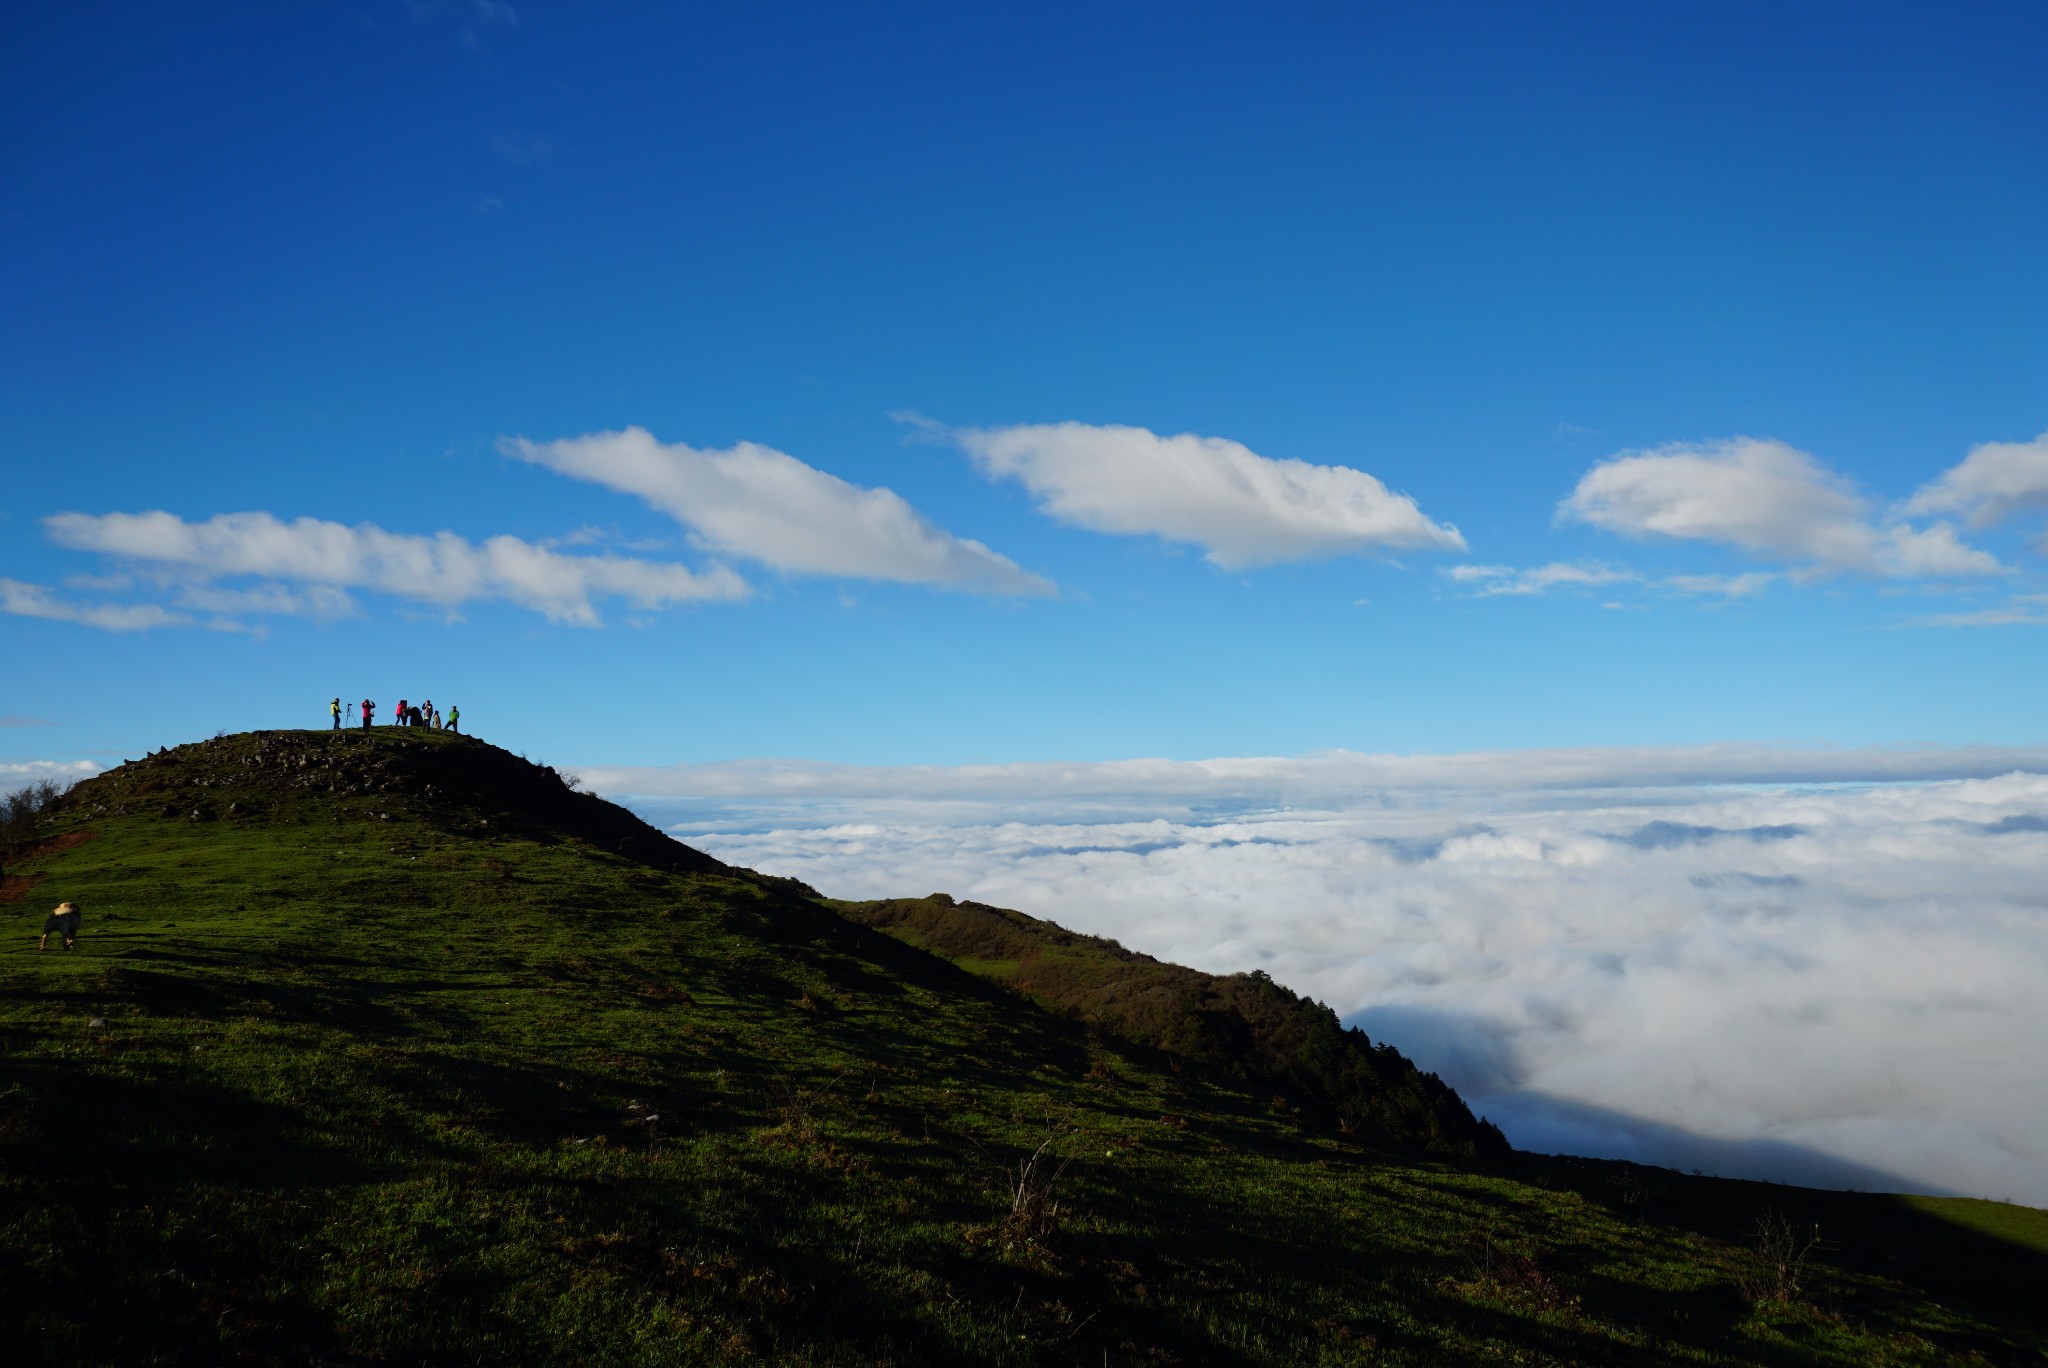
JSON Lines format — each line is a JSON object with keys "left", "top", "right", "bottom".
{"left": 29, "top": 701, "right": 473, "bottom": 956}
{"left": 329, "top": 698, "right": 460, "bottom": 733}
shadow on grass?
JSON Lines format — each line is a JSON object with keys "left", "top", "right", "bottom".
{"left": 0, "top": 1056, "right": 363, "bottom": 1191}
{"left": 1517, "top": 1140, "right": 2048, "bottom": 1361}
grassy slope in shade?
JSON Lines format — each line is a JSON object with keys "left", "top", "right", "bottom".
{"left": 0, "top": 729, "right": 2039, "bottom": 1366}
{"left": 836, "top": 896, "right": 1508, "bottom": 1159}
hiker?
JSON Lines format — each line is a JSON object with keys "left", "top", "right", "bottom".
{"left": 446, "top": 705, "right": 460, "bottom": 734}
{"left": 395, "top": 699, "right": 408, "bottom": 727}
{"left": 329, "top": 697, "right": 342, "bottom": 730}
{"left": 39, "top": 900, "right": 81, "bottom": 951}
{"left": 421, "top": 700, "right": 433, "bottom": 729}
{"left": 361, "top": 698, "right": 375, "bottom": 730}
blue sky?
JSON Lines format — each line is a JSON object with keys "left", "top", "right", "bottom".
{"left": 6, "top": 0, "right": 2048, "bottom": 771}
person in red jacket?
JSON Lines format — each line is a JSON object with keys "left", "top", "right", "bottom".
{"left": 395, "top": 699, "right": 408, "bottom": 727}
{"left": 361, "top": 698, "right": 375, "bottom": 730}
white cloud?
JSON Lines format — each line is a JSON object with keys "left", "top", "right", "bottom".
{"left": 1445, "top": 562, "right": 1638, "bottom": 596}
{"left": 0, "top": 759, "right": 99, "bottom": 788}
{"left": 170, "top": 582, "right": 359, "bottom": 620}
{"left": 1560, "top": 437, "right": 2002, "bottom": 578}
{"left": 501, "top": 427, "right": 1052, "bottom": 595}
{"left": 1902, "top": 430, "right": 2048, "bottom": 529}
{"left": 44, "top": 510, "right": 749, "bottom": 626}
{"left": 1665, "top": 571, "right": 1777, "bottom": 598}
{"left": 0, "top": 577, "right": 190, "bottom": 631}
{"left": 588, "top": 752, "right": 2048, "bottom": 1204}
{"left": 1909, "top": 594, "right": 2048, "bottom": 628}
{"left": 1880, "top": 521, "right": 2005, "bottom": 576}
{"left": 935, "top": 419, "right": 1465, "bottom": 569}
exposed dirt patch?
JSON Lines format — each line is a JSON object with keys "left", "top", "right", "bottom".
{"left": 0, "top": 872, "right": 45, "bottom": 905}
{"left": 0, "top": 830, "right": 97, "bottom": 903}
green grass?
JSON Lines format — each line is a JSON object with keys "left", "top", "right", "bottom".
{"left": 1, "top": 728, "right": 2042, "bottom": 1366}
{"left": 1899, "top": 1197, "right": 2048, "bottom": 1255}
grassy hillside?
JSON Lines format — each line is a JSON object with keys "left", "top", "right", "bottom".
{"left": 837, "top": 895, "right": 1507, "bottom": 1158}
{"left": 1, "top": 728, "right": 2042, "bottom": 1366}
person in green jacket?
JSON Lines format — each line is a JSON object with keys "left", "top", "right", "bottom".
{"left": 446, "top": 705, "right": 460, "bottom": 735}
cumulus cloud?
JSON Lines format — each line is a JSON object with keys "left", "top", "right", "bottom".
{"left": 1903, "top": 430, "right": 2048, "bottom": 529}
{"left": 591, "top": 753, "right": 2048, "bottom": 1204}
{"left": 1560, "top": 438, "right": 2003, "bottom": 578}
{"left": 501, "top": 428, "right": 1052, "bottom": 595}
{"left": 1445, "top": 562, "right": 1639, "bottom": 596}
{"left": 43, "top": 510, "right": 748, "bottom": 627}
{"left": 931, "top": 419, "right": 1465, "bottom": 569}
{"left": 1, "top": 577, "right": 190, "bottom": 631}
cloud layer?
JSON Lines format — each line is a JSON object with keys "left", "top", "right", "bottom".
{"left": 940, "top": 420, "right": 1465, "bottom": 568}
{"left": 40, "top": 510, "right": 748, "bottom": 627}
{"left": 585, "top": 748, "right": 2048, "bottom": 1204}
{"left": 503, "top": 427, "right": 1052, "bottom": 594}
{"left": 579, "top": 741, "right": 2048, "bottom": 824}
{"left": 1560, "top": 438, "right": 2003, "bottom": 578}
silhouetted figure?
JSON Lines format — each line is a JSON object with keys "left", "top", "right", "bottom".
{"left": 40, "top": 900, "right": 81, "bottom": 951}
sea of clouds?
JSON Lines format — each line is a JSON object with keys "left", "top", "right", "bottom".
{"left": 584, "top": 747, "right": 2048, "bottom": 1206}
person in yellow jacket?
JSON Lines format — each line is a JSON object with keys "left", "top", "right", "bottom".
{"left": 329, "top": 697, "right": 342, "bottom": 730}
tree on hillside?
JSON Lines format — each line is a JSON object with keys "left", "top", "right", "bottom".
{"left": 0, "top": 779, "right": 68, "bottom": 855}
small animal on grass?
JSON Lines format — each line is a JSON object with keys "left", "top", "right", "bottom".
{"left": 40, "top": 900, "right": 81, "bottom": 951}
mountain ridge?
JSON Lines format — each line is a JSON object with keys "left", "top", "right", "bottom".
{"left": 1, "top": 726, "right": 2042, "bottom": 1366}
